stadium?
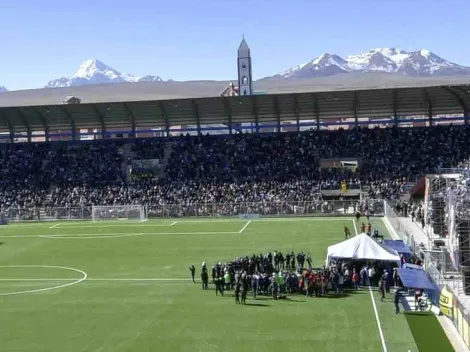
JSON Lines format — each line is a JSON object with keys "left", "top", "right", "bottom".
{"left": 1, "top": 38, "right": 470, "bottom": 352}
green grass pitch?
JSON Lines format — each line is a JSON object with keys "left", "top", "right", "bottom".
{"left": 0, "top": 217, "right": 447, "bottom": 352}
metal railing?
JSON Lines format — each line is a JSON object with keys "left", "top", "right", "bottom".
{"left": 384, "top": 200, "right": 470, "bottom": 348}
{"left": 3, "top": 199, "right": 385, "bottom": 221}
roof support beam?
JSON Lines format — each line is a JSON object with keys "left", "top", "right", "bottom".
{"left": 191, "top": 100, "right": 201, "bottom": 135}
{"left": 33, "top": 107, "right": 49, "bottom": 141}
{"left": 222, "top": 97, "right": 233, "bottom": 135}
{"left": 273, "top": 95, "right": 281, "bottom": 133}
{"left": 158, "top": 101, "right": 170, "bottom": 137}
{"left": 16, "top": 108, "right": 32, "bottom": 142}
{"left": 423, "top": 89, "right": 433, "bottom": 126}
{"left": 392, "top": 90, "right": 398, "bottom": 126}
{"left": 353, "top": 91, "right": 359, "bottom": 127}
{"left": 60, "top": 106, "right": 76, "bottom": 140}
{"left": 293, "top": 94, "right": 300, "bottom": 133}
{"left": 92, "top": 105, "right": 106, "bottom": 139}
{"left": 442, "top": 86, "right": 468, "bottom": 125}
{"left": 0, "top": 109, "right": 14, "bottom": 143}
{"left": 122, "top": 103, "right": 136, "bottom": 136}
{"left": 250, "top": 96, "right": 259, "bottom": 133}
{"left": 311, "top": 94, "right": 320, "bottom": 131}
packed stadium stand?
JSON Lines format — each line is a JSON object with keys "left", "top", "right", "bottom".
{"left": 0, "top": 125, "right": 470, "bottom": 220}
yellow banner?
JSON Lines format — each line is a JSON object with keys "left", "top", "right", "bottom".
{"left": 440, "top": 286, "right": 454, "bottom": 317}
{"left": 341, "top": 181, "right": 347, "bottom": 193}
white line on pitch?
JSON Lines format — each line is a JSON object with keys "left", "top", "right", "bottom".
{"left": 238, "top": 220, "right": 252, "bottom": 233}
{"left": 49, "top": 224, "right": 60, "bottom": 229}
{"left": 368, "top": 286, "right": 388, "bottom": 352}
{"left": 352, "top": 219, "right": 388, "bottom": 352}
{"left": 53, "top": 223, "right": 176, "bottom": 229}
{"left": 0, "top": 231, "right": 240, "bottom": 238}
{"left": 170, "top": 221, "right": 177, "bottom": 226}
{"left": 0, "top": 278, "right": 190, "bottom": 281}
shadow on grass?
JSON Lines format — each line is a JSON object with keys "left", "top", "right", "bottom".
{"left": 285, "top": 297, "right": 306, "bottom": 303}
{"left": 405, "top": 312, "right": 454, "bottom": 352}
{"left": 244, "top": 302, "right": 270, "bottom": 307}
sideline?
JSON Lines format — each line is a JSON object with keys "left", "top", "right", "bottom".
{"left": 352, "top": 220, "right": 388, "bottom": 352}
{"left": 382, "top": 217, "right": 470, "bottom": 352}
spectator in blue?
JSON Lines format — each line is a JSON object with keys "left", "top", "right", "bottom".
{"left": 394, "top": 286, "right": 404, "bottom": 314}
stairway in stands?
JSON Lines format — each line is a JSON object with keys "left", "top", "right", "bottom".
{"left": 121, "top": 144, "right": 136, "bottom": 181}
{"left": 156, "top": 141, "right": 174, "bottom": 179}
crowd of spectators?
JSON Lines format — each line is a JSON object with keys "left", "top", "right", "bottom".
{"left": 1, "top": 125, "right": 470, "bottom": 219}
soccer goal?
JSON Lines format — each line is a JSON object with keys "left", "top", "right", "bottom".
{"left": 91, "top": 205, "right": 148, "bottom": 222}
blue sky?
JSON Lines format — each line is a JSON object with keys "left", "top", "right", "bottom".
{"left": 0, "top": 0, "right": 469, "bottom": 90}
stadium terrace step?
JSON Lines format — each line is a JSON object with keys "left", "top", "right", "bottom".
{"left": 156, "top": 141, "right": 174, "bottom": 179}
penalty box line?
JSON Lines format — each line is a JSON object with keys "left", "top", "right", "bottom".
{"left": 0, "top": 278, "right": 190, "bottom": 282}
{"left": 0, "top": 231, "right": 241, "bottom": 238}
{"left": 51, "top": 222, "right": 179, "bottom": 229}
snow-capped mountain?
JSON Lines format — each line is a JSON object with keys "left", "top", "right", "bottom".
{"left": 269, "top": 48, "right": 470, "bottom": 79}
{"left": 0, "top": 86, "right": 7, "bottom": 92}
{"left": 46, "top": 59, "right": 164, "bottom": 88}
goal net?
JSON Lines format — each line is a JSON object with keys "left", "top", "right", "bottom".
{"left": 91, "top": 205, "right": 147, "bottom": 222}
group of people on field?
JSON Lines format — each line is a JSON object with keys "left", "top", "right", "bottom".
{"left": 193, "top": 249, "right": 403, "bottom": 305}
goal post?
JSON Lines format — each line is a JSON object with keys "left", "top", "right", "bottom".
{"left": 91, "top": 205, "right": 147, "bottom": 222}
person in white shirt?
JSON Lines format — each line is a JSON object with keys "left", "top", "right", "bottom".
{"left": 368, "top": 267, "right": 375, "bottom": 286}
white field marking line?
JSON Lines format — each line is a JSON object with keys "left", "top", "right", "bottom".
{"left": 170, "top": 221, "right": 177, "bottom": 226}
{"left": 0, "top": 278, "right": 190, "bottom": 282}
{"left": 39, "top": 233, "right": 145, "bottom": 240}
{"left": 53, "top": 223, "right": 176, "bottom": 229}
{"left": 49, "top": 223, "right": 60, "bottom": 229}
{"left": 0, "top": 265, "right": 87, "bottom": 297}
{"left": 0, "top": 231, "right": 240, "bottom": 239}
{"left": 38, "top": 231, "right": 239, "bottom": 240}
{"left": 238, "top": 220, "right": 252, "bottom": 233}
{"left": 352, "top": 219, "right": 388, "bottom": 352}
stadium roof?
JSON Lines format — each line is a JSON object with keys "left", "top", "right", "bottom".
{"left": 0, "top": 73, "right": 469, "bottom": 138}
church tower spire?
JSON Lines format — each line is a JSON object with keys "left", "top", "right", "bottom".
{"left": 237, "top": 36, "right": 253, "bottom": 96}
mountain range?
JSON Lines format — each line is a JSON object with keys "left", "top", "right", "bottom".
{"left": 0, "top": 48, "right": 469, "bottom": 92}
{"left": 45, "top": 59, "right": 163, "bottom": 88}
{"left": 267, "top": 48, "right": 470, "bottom": 80}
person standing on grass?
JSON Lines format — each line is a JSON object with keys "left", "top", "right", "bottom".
{"left": 360, "top": 266, "right": 367, "bottom": 286}
{"left": 379, "top": 277, "right": 385, "bottom": 302}
{"left": 361, "top": 222, "right": 366, "bottom": 233}
{"left": 215, "top": 276, "right": 224, "bottom": 296}
{"left": 201, "top": 267, "right": 209, "bottom": 290}
{"left": 352, "top": 269, "right": 360, "bottom": 290}
{"left": 368, "top": 266, "right": 375, "bottom": 286}
{"left": 367, "top": 223, "right": 372, "bottom": 236}
{"left": 234, "top": 280, "right": 241, "bottom": 304}
{"left": 251, "top": 273, "right": 259, "bottom": 299}
{"left": 189, "top": 265, "right": 196, "bottom": 283}
{"left": 394, "top": 286, "right": 403, "bottom": 314}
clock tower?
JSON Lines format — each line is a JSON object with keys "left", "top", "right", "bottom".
{"left": 237, "top": 36, "right": 253, "bottom": 96}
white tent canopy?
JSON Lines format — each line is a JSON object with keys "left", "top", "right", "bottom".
{"left": 326, "top": 233, "right": 401, "bottom": 265}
